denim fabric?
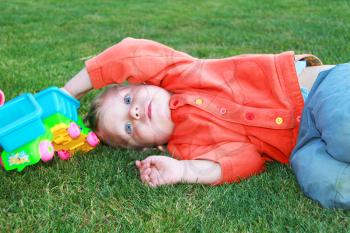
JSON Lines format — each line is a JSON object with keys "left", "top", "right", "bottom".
{"left": 300, "top": 87, "right": 309, "bottom": 101}
{"left": 291, "top": 63, "right": 350, "bottom": 209}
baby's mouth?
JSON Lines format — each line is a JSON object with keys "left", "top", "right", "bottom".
{"left": 147, "top": 101, "right": 152, "bottom": 120}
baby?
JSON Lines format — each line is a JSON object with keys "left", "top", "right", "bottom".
{"left": 64, "top": 38, "right": 349, "bottom": 208}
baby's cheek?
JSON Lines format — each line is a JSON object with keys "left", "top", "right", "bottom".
{"left": 134, "top": 125, "right": 156, "bottom": 144}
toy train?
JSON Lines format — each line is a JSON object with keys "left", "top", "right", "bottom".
{"left": 0, "top": 87, "right": 99, "bottom": 172}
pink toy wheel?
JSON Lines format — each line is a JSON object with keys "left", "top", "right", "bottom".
{"left": 0, "top": 90, "right": 4, "bottom": 106}
{"left": 39, "top": 140, "right": 54, "bottom": 162}
{"left": 86, "top": 132, "right": 99, "bottom": 147}
{"left": 57, "top": 150, "right": 71, "bottom": 161}
{"left": 68, "top": 122, "right": 81, "bottom": 139}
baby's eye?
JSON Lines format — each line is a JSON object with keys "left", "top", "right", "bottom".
{"left": 125, "top": 122, "right": 133, "bottom": 135}
{"left": 124, "top": 94, "right": 132, "bottom": 105}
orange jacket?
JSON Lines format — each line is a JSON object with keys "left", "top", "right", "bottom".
{"left": 86, "top": 38, "right": 321, "bottom": 184}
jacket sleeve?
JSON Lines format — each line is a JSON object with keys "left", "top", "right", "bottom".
{"left": 85, "top": 37, "right": 196, "bottom": 89}
{"left": 184, "top": 142, "right": 265, "bottom": 185}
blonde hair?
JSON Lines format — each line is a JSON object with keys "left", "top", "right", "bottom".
{"left": 85, "top": 85, "right": 125, "bottom": 139}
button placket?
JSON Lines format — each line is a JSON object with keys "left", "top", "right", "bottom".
{"left": 275, "top": 116, "right": 283, "bottom": 125}
{"left": 220, "top": 107, "right": 227, "bottom": 115}
{"left": 195, "top": 98, "right": 203, "bottom": 105}
{"left": 169, "top": 95, "right": 186, "bottom": 109}
{"left": 245, "top": 112, "right": 255, "bottom": 120}
{"left": 174, "top": 92, "right": 294, "bottom": 129}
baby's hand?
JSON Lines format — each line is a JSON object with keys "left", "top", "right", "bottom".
{"left": 135, "top": 156, "right": 184, "bottom": 187}
{"left": 60, "top": 87, "right": 74, "bottom": 97}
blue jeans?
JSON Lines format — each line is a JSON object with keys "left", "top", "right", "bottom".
{"left": 291, "top": 63, "right": 350, "bottom": 209}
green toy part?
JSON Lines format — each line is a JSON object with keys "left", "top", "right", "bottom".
{"left": 44, "top": 113, "right": 91, "bottom": 136}
{"left": 1, "top": 129, "right": 52, "bottom": 172}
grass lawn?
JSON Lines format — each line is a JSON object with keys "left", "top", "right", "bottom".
{"left": 1, "top": 0, "right": 350, "bottom": 232}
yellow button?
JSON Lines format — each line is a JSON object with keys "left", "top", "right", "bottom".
{"left": 195, "top": 98, "right": 203, "bottom": 105}
{"left": 275, "top": 117, "right": 283, "bottom": 125}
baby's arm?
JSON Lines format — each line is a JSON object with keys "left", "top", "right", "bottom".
{"left": 136, "top": 156, "right": 221, "bottom": 187}
{"left": 63, "top": 38, "right": 195, "bottom": 98}
{"left": 64, "top": 68, "right": 92, "bottom": 99}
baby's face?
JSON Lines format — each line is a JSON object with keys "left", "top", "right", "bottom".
{"left": 98, "top": 84, "right": 174, "bottom": 148}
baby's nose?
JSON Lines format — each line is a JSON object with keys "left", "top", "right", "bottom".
{"left": 130, "top": 105, "right": 141, "bottom": 120}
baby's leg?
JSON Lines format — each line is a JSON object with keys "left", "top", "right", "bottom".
{"left": 291, "top": 137, "right": 350, "bottom": 209}
{"left": 310, "top": 63, "right": 350, "bottom": 163}
{"left": 291, "top": 65, "right": 350, "bottom": 208}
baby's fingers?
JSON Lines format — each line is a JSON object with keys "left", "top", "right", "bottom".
{"left": 140, "top": 168, "right": 151, "bottom": 183}
{"left": 135, "top": 160, "right": 142, "bottom": 168}
{"left": 148, "top": 181, "right": 157, "bottom": 188}
{"left": 141, "top": 174, "right": 150, "bottom": 183}
{"left": 137, "top": 159, "right": 152, "bottom": 171}
{"left": 141, "top": 167, "right": 151, "bottom": 176}
{"left": 149, "top": 167, "right": 164, "bottom": 187}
